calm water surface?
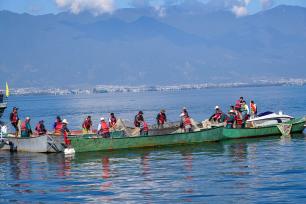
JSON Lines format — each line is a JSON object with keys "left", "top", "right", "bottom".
{"left": 0, "top": 86, "right": 306, "bottom": 203}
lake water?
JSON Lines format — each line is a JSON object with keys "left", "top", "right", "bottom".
{"left": 0, "top": 86, "right": 306, "bottom": 203}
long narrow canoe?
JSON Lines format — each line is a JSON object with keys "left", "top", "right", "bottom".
{"left": 68, "top": 117, "right": 305, "bottom": 153}
{"left": 0, "top": 135, "right": 65, "bottom": 153}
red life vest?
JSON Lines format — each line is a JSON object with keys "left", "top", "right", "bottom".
{"left": 212, "top": 112, "right": 222, "bottom": 120}
{"left": 54, "top": 122, "right": 63, "bottom": 134}
{"left": 21, "top": 121, "right": 27, "bottom": 131}
{"left": 101, "top": 121, "right": 109, "bottom": 134}
{"left": 235, "top": 115, "right": 243, "bottom": 125}
{"left": 12, "top": 112, "right": 18, "bottom": 123}
{"left": 82, "top": 119, "right": 91, "bottom": 129}
{"left": 35, "top": 124, "right": 43, "bottom": 134}
{"left": 158, "top": 113, "right": 166, "bottom": 124}
{"left": 235, "top": 100, "right": 242, "bottom": 110}
{"left": 143, "top": 122, "right": 149, "bottom": 132}
{"left": 184, "top": 117, "right": 192, "bottom": 127}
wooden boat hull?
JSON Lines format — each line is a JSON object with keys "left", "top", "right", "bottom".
{"left": 0, "top": 135, "right": 65, "bottom": 153}
{"left": 69, "top": 118, "right": 305, "bottom": 153}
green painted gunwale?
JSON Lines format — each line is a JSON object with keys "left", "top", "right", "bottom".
{"left": 69, "top": 118, "right": 305, "bottom": 153}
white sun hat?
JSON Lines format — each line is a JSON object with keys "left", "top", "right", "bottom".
{"left": 100, "top": 117, "right": 105, "bottom": 121}
{"left": 62, "top": 119, "right": 68, "bottom": 124}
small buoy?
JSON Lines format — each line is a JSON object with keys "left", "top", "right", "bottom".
{"left": 64, "top": 148, "right": 75, "bottom": 155}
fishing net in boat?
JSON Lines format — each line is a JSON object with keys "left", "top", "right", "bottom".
{"left": 277, "top": 124, "right": 292, "bottom": 136}
{"left": 115, "top": 119, "right": 140, "bottom": 137}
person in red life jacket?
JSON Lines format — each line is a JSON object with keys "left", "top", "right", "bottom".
{"left": 183, "top": 115, "right": 192, "bottom": 132}
{"left": 180, "top": 107, "right": 189, "bottom": 129}
{"left": 21, "top": 117, "right": 32, "bottom": 137}
{"left": 53, "top": 116, "right": 63, "bottom": 135}
{"left": 35, "top": 120, "right": 47, "bottom": 135}
{"left": 235, "top": 96, "right": 244, "bottom": 111}
{"left": 61, "top": 119, "right": 71, "bottom": 145}
{"left": 9, "top": 107, "right": 20, "bottom": 137}
{"left": 108, "top": 113, "right": 117, "bottom": 129}
{"left": 134, "top": 111, "right": 144, "bottom": 127}
{"left": 140, "top": 118, "right": 149, "bottom": 136}
{"left": 209, "top": 106, "right": 224, "bottom": 123}
{"left": 82, "top": 116, "right": 92, "bottom": 134}
{"left": 250, "top": 100, "right": 257, "bottom": 119}
{"left": 156, "top": 109, "right": 167, "bottom": 129}
{"left": 234, "top": 108, "right": 243, "bottom": 129}
{"left": 98, "top": 118, "right": 110, "bottom": 138}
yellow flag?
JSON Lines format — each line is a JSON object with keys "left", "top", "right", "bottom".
{"left": 5, "top": 82, "right": 9, "bottom": 97}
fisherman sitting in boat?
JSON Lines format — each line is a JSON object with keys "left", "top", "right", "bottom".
{"left": 156, "top": 109, "right": 167, "bottom": 129}
{"left": 97, "top": 117, "right": 110, "bottom": 138}
{"left": 109, "top": 113, "right": 117, "bottom": 130}
{"left": 134, "top": 111, "right": 144, "bottom": 127}
{"left": 9, "top": 107, "right": 20, "bottom": 137}
{"left": 82, "top": 115, "right": 92, "bottom": 134}
{"left": 225, "top": 110, "right": 236, "bottom": 128}
{"left": 21, "top": 117, "right": 32, "bottom": 137}
{"left": 180, "top": 107, "right": 189, "bottom": 129}
{"left": 139, "top": 118, "right": 149, "bottom": 136}
{"left": 35, "top": 120, "right": 47, "bottom": 135}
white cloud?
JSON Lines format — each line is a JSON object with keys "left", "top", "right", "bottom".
{"left": 232, "top": 5, "right": 248, "bottom": 17}
{"left": 55, "top": 0, "right": 115, "bottom": 15}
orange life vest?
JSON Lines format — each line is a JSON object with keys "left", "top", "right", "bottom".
{"left": 250, "top": 103, "right": 257, "bottom": 114}
{"left": 101, "top": 121, "right": 109, "bottom": 134}
{"left": 54, "top": 122, "right": 63, "bottom": 134}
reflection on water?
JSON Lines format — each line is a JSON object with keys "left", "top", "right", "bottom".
{"left": 0, "top": 134, "right": 306, "bottom": 202}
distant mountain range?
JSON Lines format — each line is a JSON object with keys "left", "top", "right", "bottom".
{"left": 0, "top": 3, "right": 306, "bottom": 87}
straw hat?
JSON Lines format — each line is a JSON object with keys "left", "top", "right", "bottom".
{"left": 100, "top": 117, "right": 105, "bottom": 121}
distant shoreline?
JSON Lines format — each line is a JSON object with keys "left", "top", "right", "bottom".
{"left": 2, "top": 79, "right": 306, "bottom": 96}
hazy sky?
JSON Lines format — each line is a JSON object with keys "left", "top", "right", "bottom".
{"left": 0, "top": 0, "right": 305, "bottom": 15}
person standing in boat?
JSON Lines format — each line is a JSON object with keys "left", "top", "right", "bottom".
{"left": 35, "top": 120, "right": 47, "bottom": 135}
{"left": 53, "top": 116, "right": 63, "bottom": 135}
{"left": 109, "top": 113, "right": 117, "bottom": 130}
{"left": 183, "top": 115, "right": 192, "bottom": 132}
{"left": 98, "top": 118, "right": 110, "bottom": 138}
{"left": 134, "top": 111, "right": 144, "bottom": 127}
{"left": 156, "top": 109, "right": 167, "bottom": 129}
{"left": 10, "top": 107, "right": 20, "bottom": 137}
{"left": 139, "top": 118, "right": 149, "bottom": 136}
{"left": 180, "top": 107, "right": 189, "bottom": 129}
{"left": 21, "top": 117, "right": 32, "bottom": 137}
{"left": 235, "top": 97, "right": 244, "bottom": 111}
{"left": 61, "top": 119, "right": 71, "bottom": 145}
{"left": 241, "top": 101, "right": 249, "bottom": 119}
{"left": 250, "top": 100, "right": 257, "bottom": 119}
{"left": 82, "top": 116, "right": 92, "bottom": 134}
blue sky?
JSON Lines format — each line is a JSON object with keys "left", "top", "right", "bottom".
{"left": 0, "top": 0, "right": 306, "bottom": 15}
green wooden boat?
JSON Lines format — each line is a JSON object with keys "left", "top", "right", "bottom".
{"left": 68, "top": 117, "right": 305, "bottom": 153}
